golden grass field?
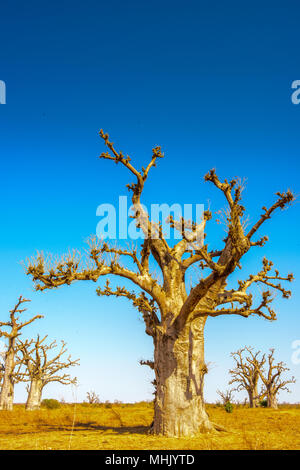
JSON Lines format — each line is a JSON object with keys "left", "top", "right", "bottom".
{"left": 0, "top": 402, "right": 299, "bottom": 450}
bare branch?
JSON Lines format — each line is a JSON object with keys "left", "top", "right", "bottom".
{"left": 247, "top": 191, "right": 295, "bottom": 240}
{"left": 96, "top": 279, "right": 160, "bottom": 336}
{"left": 139, "top": 359, "right": 154, "bottom": 369}
{"left": 17, "top": 336, "right": 79, "bottom": 387}
{"left": 229, "top": 347, "right": 265, "bottom": 407}
{"left": 26, "top": 239, "right": 165, "bottom": 312}
{"left": 256, "top": 349, "right": 296, "bottom": 396}
{"left": 216, "top": 389, "right": 235, "bottom": 405}
{"left": 193, "top": 257, "right": 294, "bottom": 321}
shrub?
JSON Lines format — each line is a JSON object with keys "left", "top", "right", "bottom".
{"left": 225, "top": 401, "right": 234, "bottom": 413}
{"left": 259, "top": 399, "right": 268, "bottom": 408}
{"left": 41, "top": 399, "right": 61, "bottom": 409}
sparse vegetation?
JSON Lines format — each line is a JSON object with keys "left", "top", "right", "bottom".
{"left": 225, "top": 402, "right": 234, "bottom": 413}
{"left": 0, "top": 402, "right": 299, "bottom": 450}
{"left": 41, "top": 398, "right": 61, "bottom": 410}
{"left": 260, "top": 399, "right": 268, "bottom": 408}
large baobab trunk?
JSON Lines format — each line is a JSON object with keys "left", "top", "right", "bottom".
{"left": 248, "top": 393, "right": 257, "bottom": 408}
{"left": 253, "top": 386, "right": 259, "bottom": 408}
{"left": 267, "top": 392, "right": 278, "bottom": 409}
{"left": 0, "top": 352, "right": 14, "bottom": 411}
{"left": 248, "top": 387, "right": 259, "bottom": 408}
{"left": 6, "top": 382, "right": 14, "bottom": 410}
{"left": 153, "top": 318, "right": 213, "bottom": 436}
{"left": 26, "top": 379, "right": 43, "bottom": 410}
{"left": 0, "top": 380, "right": 14, "bottom": 411}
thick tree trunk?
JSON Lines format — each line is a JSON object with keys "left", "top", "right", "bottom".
{"left": 248, "top": 391, "right": 254, "bottom": 408}
{"left": 267, "top": 392, "right": 278, "bottom": 409}
{"left": 253, "top": 385, "right": 259, "bottom": 408}
{"left": 152, "top": 317, "right": 213, "bottom": 437}
{"left": 0, "top": 351, "right": 15, "bottom": 411}
{"left": 248, "top": 387, "right": 259, "bottom": 408}
{"left": 26, "top": 379, "right": 43, "bottom": 410}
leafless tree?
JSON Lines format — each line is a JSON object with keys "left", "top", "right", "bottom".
{"left": 216, "top": 389, "right": 234, "bottom": 405}
{"left": 229, "top": 347, "right": 266, "bottom": 408}
{"left": 17, "top": 335, "right": 79, "bottom": 410}
{"left": 25, "top": 130, "right": 295, "bottom": 436}
{"left": 86, "top": 390, "right": 100, "bottom": 404}
{"left": 256, "top": 349, "right": 296, "bottom": 409}
{"left": 0, "top": 297, "right": 43, "bottom": 410}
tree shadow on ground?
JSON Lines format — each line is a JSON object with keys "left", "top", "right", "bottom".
{"left": 72, "top": 423, "right": 150, "bottom": 435}
{"left": 14, "top": 422, "right": 151, "bottom": 435}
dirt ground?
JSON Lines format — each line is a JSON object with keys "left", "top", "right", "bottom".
{"left": 0, "top": 402, "right": 299, "bottom": 450}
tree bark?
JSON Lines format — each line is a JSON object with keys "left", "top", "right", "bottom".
{"left": 248, "top": 391, "right": 254, "bottom": 408}
{"left": 26, "top": 379, "right": 43, "bottom": 410}
{"left": 267, "top": 392, "right": 278, "bottom": 409}
{"left": 253, "top": 385, "right": 259, "bottom": 408}
{"left": 0, "top": 351, "right": 15, "bottom": 411}
{"left": 152, "top": 317, "right": 213, "bottom": 436}
{"left": 248, "top": 387, "right": 259, "bottom": 408}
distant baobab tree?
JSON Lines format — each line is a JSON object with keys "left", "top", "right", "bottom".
{"left": 256, "top": 349, "right": 296, "bottom": 409}
{"left": 216, "top": 389, "right": 234, "bottom": 405}
{"left": 86, "top": 390, "right": 100, "bottom": 404}
{"left": 26, "top": 130, "right": 294, "bottom": 436}
{"left": 229, "top": 347, "right": 296, "bottom": 408}
{"left": 229, "top": 347, "right": 266, "bottom": 408}
{"left": 0, "top": 297, "right": 43, "bottom": 410}
{"left": 17, "top": 335, "right": 79, "bottom": 410}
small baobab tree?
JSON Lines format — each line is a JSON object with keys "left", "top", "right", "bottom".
{"left": 25, "top": 130, "right": 295, "bottom": 436}
{"left": 256, "top": 349, "right": 296, "bottom": 409}
{"left": 86, "top": 390, "right": 100, "bottom": 404}
{"left": 229, "top": 347, "right": 266, "bottom": 408}
{"left": 216, "top": 389, "right": 235, "bottom": 405}
{"left": 17, "top": 335, "right": 79, "bottom": 410}
{"left": 0, "top": 296, "right": 43, "bottom": 410}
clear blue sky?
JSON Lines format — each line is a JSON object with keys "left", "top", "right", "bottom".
{"left": 0, "top": 0, "right": 300, "bottom": 403}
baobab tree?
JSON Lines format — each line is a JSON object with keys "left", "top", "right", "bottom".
{"left": 216, "top": 389, "right": 235, "bottom": 405}
{"left": 26, "top": 130, "right": 294, "bottom": 436}
{"left": 86, "top": 390, "right": 100, "bottom": 404}
{"left": 229, "top": 347, "right": 266, "bottom": 408}
{"left": 0, "top": 297, "right": 43, "bottom": 410}
{"left": 17, "top": 335, "right": 79, "bottom": 410}
{"left": 255, "top": 349, "right": 295, "bottom": 409}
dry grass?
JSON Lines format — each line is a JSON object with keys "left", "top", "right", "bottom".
{"left": 0, "top": 402, "right": 299, "bottom": 450}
